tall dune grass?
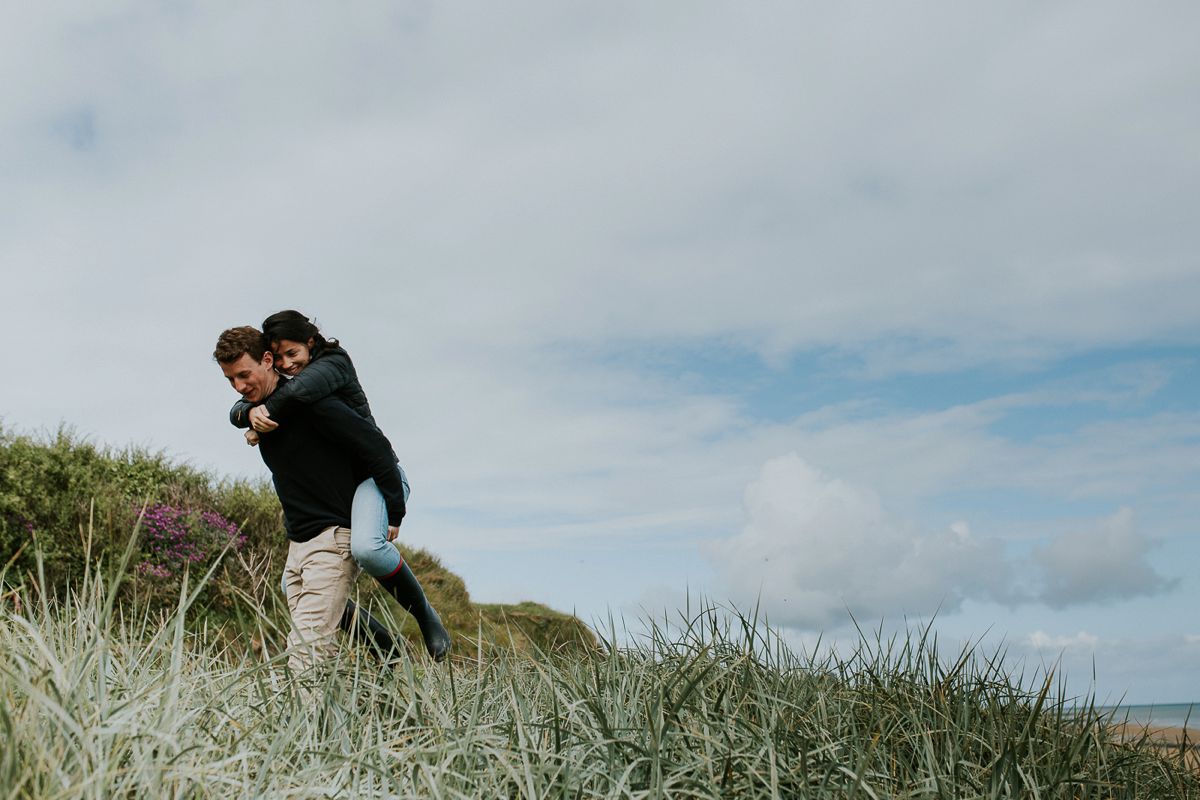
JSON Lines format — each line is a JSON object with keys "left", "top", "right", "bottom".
{"left": 1, "top": 543, "right": 1195, "bottom": 798}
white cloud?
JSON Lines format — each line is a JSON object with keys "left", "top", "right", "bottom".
{"left": 707, "top": 453, "right": 1011, "bottom": 628}
{"left": 4, "top": 2, "right": 1200, "bottom": 369}
{"left": 1030, "top": 507, "right": 1177, "bottom": 608}
{"left": 709, "top": 457, "right": 1180, "bottom": 630}
{"left": 758, "top": 385, "right": 1200, "bottom": 520}
{"left": 1028, "top": 630, "right": 1100, "bottom": 652}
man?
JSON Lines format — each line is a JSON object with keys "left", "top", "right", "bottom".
{"left": 213, "top": 325, "right": 417, "bottom": 670}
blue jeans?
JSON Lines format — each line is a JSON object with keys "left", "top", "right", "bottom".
{"left": 349, "top": 472, "right": 409, "bottom": 577}
{"left": 280, "top": 469, "right": 411, "bottom": 592}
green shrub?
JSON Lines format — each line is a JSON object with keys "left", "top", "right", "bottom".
{"left": 0, "top": 423, "right": 286, "bottom": 608}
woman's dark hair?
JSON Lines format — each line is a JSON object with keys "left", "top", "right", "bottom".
{"left": 260, "top": 310, "right": 339, "bottom": 358}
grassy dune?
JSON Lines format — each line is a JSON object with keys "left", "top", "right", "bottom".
{"left": 2, "top": 552, "right": 1197, "bottom": 799}
{"left": 0, "top": 425, "right": 595, "bottom": 658}
{"left": 2, "top": 426, "right": 1196, "bottom": 797}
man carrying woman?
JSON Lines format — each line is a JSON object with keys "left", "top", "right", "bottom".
{"left": 213, "top": 323, "right": 450, "bottom": 670}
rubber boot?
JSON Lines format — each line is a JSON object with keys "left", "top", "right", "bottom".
{"left": 339, "top": 598, "right": 402, "bottom": 661}
{"left": 378, "top": 562, "right": 451, "bottom": 662}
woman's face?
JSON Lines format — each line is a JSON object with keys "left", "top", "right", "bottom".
{"left": 272, "top": 338, "right": 314, "bottom": 376}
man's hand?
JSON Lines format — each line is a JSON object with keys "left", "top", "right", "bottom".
{"left": 244, "top": 430, "right": 260, "bottom": 447}
{"left": 249, "top": 405, "right": 279, "bottom": 433}
{"left": 387, "top": 525, "right": 399, "bottom": 542}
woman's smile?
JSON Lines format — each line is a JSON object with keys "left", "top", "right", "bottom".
{"left": 272, "top": 337, "right": 314, "bottom": 376}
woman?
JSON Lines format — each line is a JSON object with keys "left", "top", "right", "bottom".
{"left": 230, "top": 310, "right": 450, "bottom": 662}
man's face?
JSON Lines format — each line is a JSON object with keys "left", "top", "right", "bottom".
{"left": 220, "top": 352, "right": 277, "bottom": 403}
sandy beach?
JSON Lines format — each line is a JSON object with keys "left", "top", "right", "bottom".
{"left": 1114, "top": 724, "right": 1200, "bottom": 772}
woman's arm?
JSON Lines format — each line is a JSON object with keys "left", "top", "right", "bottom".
{"left": 261, "top": 349, "right": 356, "bottom": 418}
{"left": 229, "top": 399, "right": 254, "bottom": 428}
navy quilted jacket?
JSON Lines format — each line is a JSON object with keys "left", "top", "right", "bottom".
{"left": 229, "top": 345, "right": 378, "bottom": 430}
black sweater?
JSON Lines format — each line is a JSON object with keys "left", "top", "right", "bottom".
{"left": 257, "top": 394, "right": 407, "bottom": 542}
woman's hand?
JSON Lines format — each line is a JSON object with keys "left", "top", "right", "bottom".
{"left": 387, "top": 525, "right": 399, "bottom": 542}
{"left": 249, "top": 405, "right": 279, "bottom": 433}
{"left": 244, "top": 430, "right": 260, "bottom": 447}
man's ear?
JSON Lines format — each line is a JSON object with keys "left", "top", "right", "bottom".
{"left": 261, "top": 350, "right": 274, "bottom": 367}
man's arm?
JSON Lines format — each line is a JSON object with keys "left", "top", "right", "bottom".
{"left": 261, "top": 350, "right": 356, "bottom": 418}
{"left": 309, "top": 397, "right": 407, "bottom": 525}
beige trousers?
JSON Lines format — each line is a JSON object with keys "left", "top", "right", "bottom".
{"left": 283, "top": 526, "right": 361, "bottom": 672}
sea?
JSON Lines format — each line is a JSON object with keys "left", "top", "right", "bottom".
{"left": 1091, "top": 702, "right": 1199, "bottom": 729}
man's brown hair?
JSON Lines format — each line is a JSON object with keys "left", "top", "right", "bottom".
{"left": 213, "top": 326, "right": 269, "bottom": 364}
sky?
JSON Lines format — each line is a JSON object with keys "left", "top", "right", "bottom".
{"left": 2, "top": 2, "right": 1197, "bottom": 704}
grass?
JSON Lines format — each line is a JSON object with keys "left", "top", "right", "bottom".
{"left": 2, "top": 537, "right": 1196, "bottom": 799}
{"left": 0, "top": 426, "right": 1192, "bottom": 796}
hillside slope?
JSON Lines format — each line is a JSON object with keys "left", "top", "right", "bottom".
{"left": 0, "top": 423, "right": 595, "bottom": 656}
